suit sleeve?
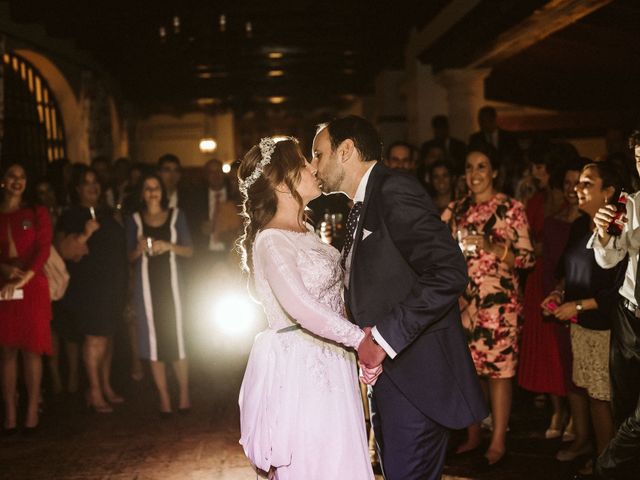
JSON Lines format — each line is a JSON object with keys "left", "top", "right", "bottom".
{"left": 374, "top": 175, "right": 469, "bottom": 356}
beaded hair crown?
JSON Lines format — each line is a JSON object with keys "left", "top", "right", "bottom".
{"left": 238, "top": 137, "right": 277, "bottom": 195}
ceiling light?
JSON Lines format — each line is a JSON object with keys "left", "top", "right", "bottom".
{"left": 268, "top": 70, "right": 284, "bottom": 77}
{"left": 268, "top": 96, "right": 286, "bottom": 104}
{"left": 199, "top": 138, "right": 218, "bottom": 153}
{"left": 268, "top": 52, "right": 284, "bottom": 59}
{"left": 196, "top": 98, "right": 219, "bottom": 106}
{"left": 222, "top": 163, "right": 232, "bottom": 174}
{"left": 173, "top": 16, "right": 180, "bottom": 34}
{"left": 219, "top": 14, "right": 227, "bottom": 32}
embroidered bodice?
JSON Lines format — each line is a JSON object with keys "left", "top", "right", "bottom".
{"left": 252, "top": 228, "right": 364, "bottom": 349}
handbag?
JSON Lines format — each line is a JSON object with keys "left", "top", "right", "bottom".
{"left": 32, "top": 207, "right": 70, "bottom": 301}
{"left": 45, "top": 245, "right": 69, "bottom": 301}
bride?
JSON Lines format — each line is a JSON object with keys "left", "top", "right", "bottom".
{"left": 237, "top": 137, "right": 377, "bottom": 479}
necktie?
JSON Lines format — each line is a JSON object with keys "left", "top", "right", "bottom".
{"left": 341, "top": 201, "right": 363, "bottom": 269}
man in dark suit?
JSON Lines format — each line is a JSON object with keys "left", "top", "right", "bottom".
{"left": 311, "top": 116, "right": 487, "bottom": 480}
{"left": 468, "top": 106, "right": 519, "bottom": 161}
{"left": 420, "top": 115, "right": 467, "bottom": 175}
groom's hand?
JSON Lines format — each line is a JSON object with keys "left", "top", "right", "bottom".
{"left": 358, "top": 327, "right": 387, "bottom": 368}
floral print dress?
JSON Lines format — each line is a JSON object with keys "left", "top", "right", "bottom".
{"left": 442, "top": 193, "right": 535, "bottom": 378}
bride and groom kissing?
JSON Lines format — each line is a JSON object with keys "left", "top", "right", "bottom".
{"left": 238, "top": 116, "right": 487, "bottom": 479}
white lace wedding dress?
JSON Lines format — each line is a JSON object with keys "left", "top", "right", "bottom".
{"left": 239, "top": 228, "right": 374, "bottom": 480}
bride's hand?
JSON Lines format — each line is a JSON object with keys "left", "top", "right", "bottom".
{"left": 359, "top": 361, "right": 383, "bottom": 386}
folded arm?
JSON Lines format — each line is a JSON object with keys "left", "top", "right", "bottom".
{"left": 256, "top": 231, "right": 364, "bottom": 349}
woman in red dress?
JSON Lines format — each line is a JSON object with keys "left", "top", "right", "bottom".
{"left": 0, "top": 164, "right": 52, "bottom": 432}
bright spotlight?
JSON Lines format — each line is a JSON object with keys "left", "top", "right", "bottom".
{"left": 212, "top": 293, "right": 258, "bottom": 337}
{"left": 199, "top": 138, "right": 217, "bottom": 153}
{"left": 222, "top": 163, "right": 231, "bottom": 174}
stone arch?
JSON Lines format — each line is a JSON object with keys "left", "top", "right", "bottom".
{"left": 14, "top": 49, "right": 89, "bottom": 164}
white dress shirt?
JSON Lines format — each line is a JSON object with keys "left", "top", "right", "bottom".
{"left": 168, "top": 190, "right": 178, "bottom": 209}
{"left": 589, "top": 191, "right": 640, "bottom": 305}
{"left": 343, "top": 163, "right": 398, "bottom": 359}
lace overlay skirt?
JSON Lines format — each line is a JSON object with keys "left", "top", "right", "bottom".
{"left": 239, "top": 327, "right": 374, "bottom": 480}
{"left": 571, "top": 324, "right": 611, "bottom": 401}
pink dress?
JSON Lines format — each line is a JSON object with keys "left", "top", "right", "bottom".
{"left": 239, "top": 229, "right": 373, "bottom": 480}
{"left": 442, "top": 194, "right": 535, "bottom": 378}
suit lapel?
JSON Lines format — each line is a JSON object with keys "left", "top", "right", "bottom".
{"left": 348, "top": 162, "right": 383, "bottom": 293}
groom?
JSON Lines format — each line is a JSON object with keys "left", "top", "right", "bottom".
{"left": 312, "top": 116, "right": 487, "bottom": 480}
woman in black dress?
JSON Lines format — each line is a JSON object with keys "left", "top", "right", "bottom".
{"left": 126, "top": 174, "right": 193, "bottom": 415}
{"left": 57, "top": 166, "right": 127, "bottom": 413}
{"left": 542, "top": 161, "right": 625, "bottom": 475}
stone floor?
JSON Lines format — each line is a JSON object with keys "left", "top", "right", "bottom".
{"left": 0, "top": 331, "right": 594, "bottom": 480}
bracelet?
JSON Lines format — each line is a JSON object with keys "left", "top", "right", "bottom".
{"left": 550, "top": 289, "right": 565, "bottom": 300}
{"left": 499, "top": 244, "right": 509, "bottom": 262}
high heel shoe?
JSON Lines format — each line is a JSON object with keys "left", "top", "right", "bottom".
{"left": 2, "top": 426, "right": 18, "bottom": 436}
{"left": 545, "top": 428, "right": 563, "bottom": 439}
{"left": 85, "top": 392, "right": 113, "bottom": 414}
{"left": 104, "top": 393, "right": 125, "bottom": 404}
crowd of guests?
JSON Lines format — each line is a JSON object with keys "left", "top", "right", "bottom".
{"left": 1, "top": 108, "right": 639, "bottom": 478}
{"left": 0, "top": 153, "right": 242, "bottom": 430}
{"left": 379, "top": 107, "right": 640, "bottom": 478}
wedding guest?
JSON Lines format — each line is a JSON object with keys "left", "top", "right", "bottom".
{"left": 56, "top": 166, "right": 127, "bottom": 413}
{"left": 420, "top": 115, "right": 467, "bottom": 175}
{"left": 34, "top": 178, "right": 80, "bottom": 396}
{"left": 590, "top": 130, "right": 640, "bottom": 479}
{"left": 442, "top": 145, "right": 535, "bottom": 466}
{"left": 0, "top": 164, "right": 52, "bottom": 432}
{"left": 126, "top": 174, "right": 193, "bottom": 415}
{"left": 519, "top": 155, "right": 585, "bottom": 439}
{"left": 542, "top": 162, "right": 625, "bottom": 475}
{"left": 157, "top": 154, "right": 187, "bottom": 210}
{"left": 91, "top": 156, "right": 115, "bottom": 208}
{"left": 385, "top": 141, "right": 417, "bottom": 174}
{"left": 428, "top": 160, "right": 455, "bottom": 214}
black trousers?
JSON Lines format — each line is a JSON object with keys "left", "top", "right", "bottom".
{"left": 370, "top": 373, "right": 449, "bottom": 480}
{"left": 596, "top": 301, "right": 640, "bottom": 479}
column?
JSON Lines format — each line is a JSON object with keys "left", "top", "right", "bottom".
{"left": 435, "top": 68, "right": 491, "bottom": 143}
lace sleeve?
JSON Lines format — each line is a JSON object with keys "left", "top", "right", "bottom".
{"left": 255, "top": 230, "right": 364, "bottom": 349}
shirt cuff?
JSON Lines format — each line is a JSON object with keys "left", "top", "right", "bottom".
{"left": 372, "top": 326, "right": 397, "bottom": 359}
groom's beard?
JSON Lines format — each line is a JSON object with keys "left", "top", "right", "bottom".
{"left": 319, "top": 169, "right": 345, "bottom": 194}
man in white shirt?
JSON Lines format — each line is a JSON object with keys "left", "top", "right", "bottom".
{"left": 590, "top": 130, "right": 640, "bottom": 479}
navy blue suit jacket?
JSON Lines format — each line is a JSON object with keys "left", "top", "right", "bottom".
{"left": 346, "top": 163, "right": 487, "bottom": 429}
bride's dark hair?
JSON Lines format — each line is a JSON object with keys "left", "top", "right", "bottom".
{"left": 237, "top": 137, "right": 307, "bottom": 277}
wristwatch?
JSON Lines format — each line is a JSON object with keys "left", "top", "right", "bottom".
{"left": 575, "top": 300, "right": 584, "bottom": 312}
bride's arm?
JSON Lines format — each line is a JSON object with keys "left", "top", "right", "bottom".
{"left": 256, "top": 231, "right": 364, "bottom": 349}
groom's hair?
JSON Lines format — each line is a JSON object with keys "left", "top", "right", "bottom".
{"left": 319, "top": 115, "right": 382, "bottom": 162}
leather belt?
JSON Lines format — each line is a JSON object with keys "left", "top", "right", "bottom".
{"left": 623, "top": 298, "right": 640, "bottom": 318}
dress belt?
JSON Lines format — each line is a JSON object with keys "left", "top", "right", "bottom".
{"left": 277, "top": 324, "right": 302, "bottom": 334}
{"left": 623, "top": 298, "right": 640, "bottom": 318}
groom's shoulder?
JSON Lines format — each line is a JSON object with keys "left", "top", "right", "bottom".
{"left": 375, "top": 165, "right": 426, "bottom": 195}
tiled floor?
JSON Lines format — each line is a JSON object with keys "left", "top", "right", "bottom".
{"left": 0, "top": 335, "right": 597, "bottom": 480}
